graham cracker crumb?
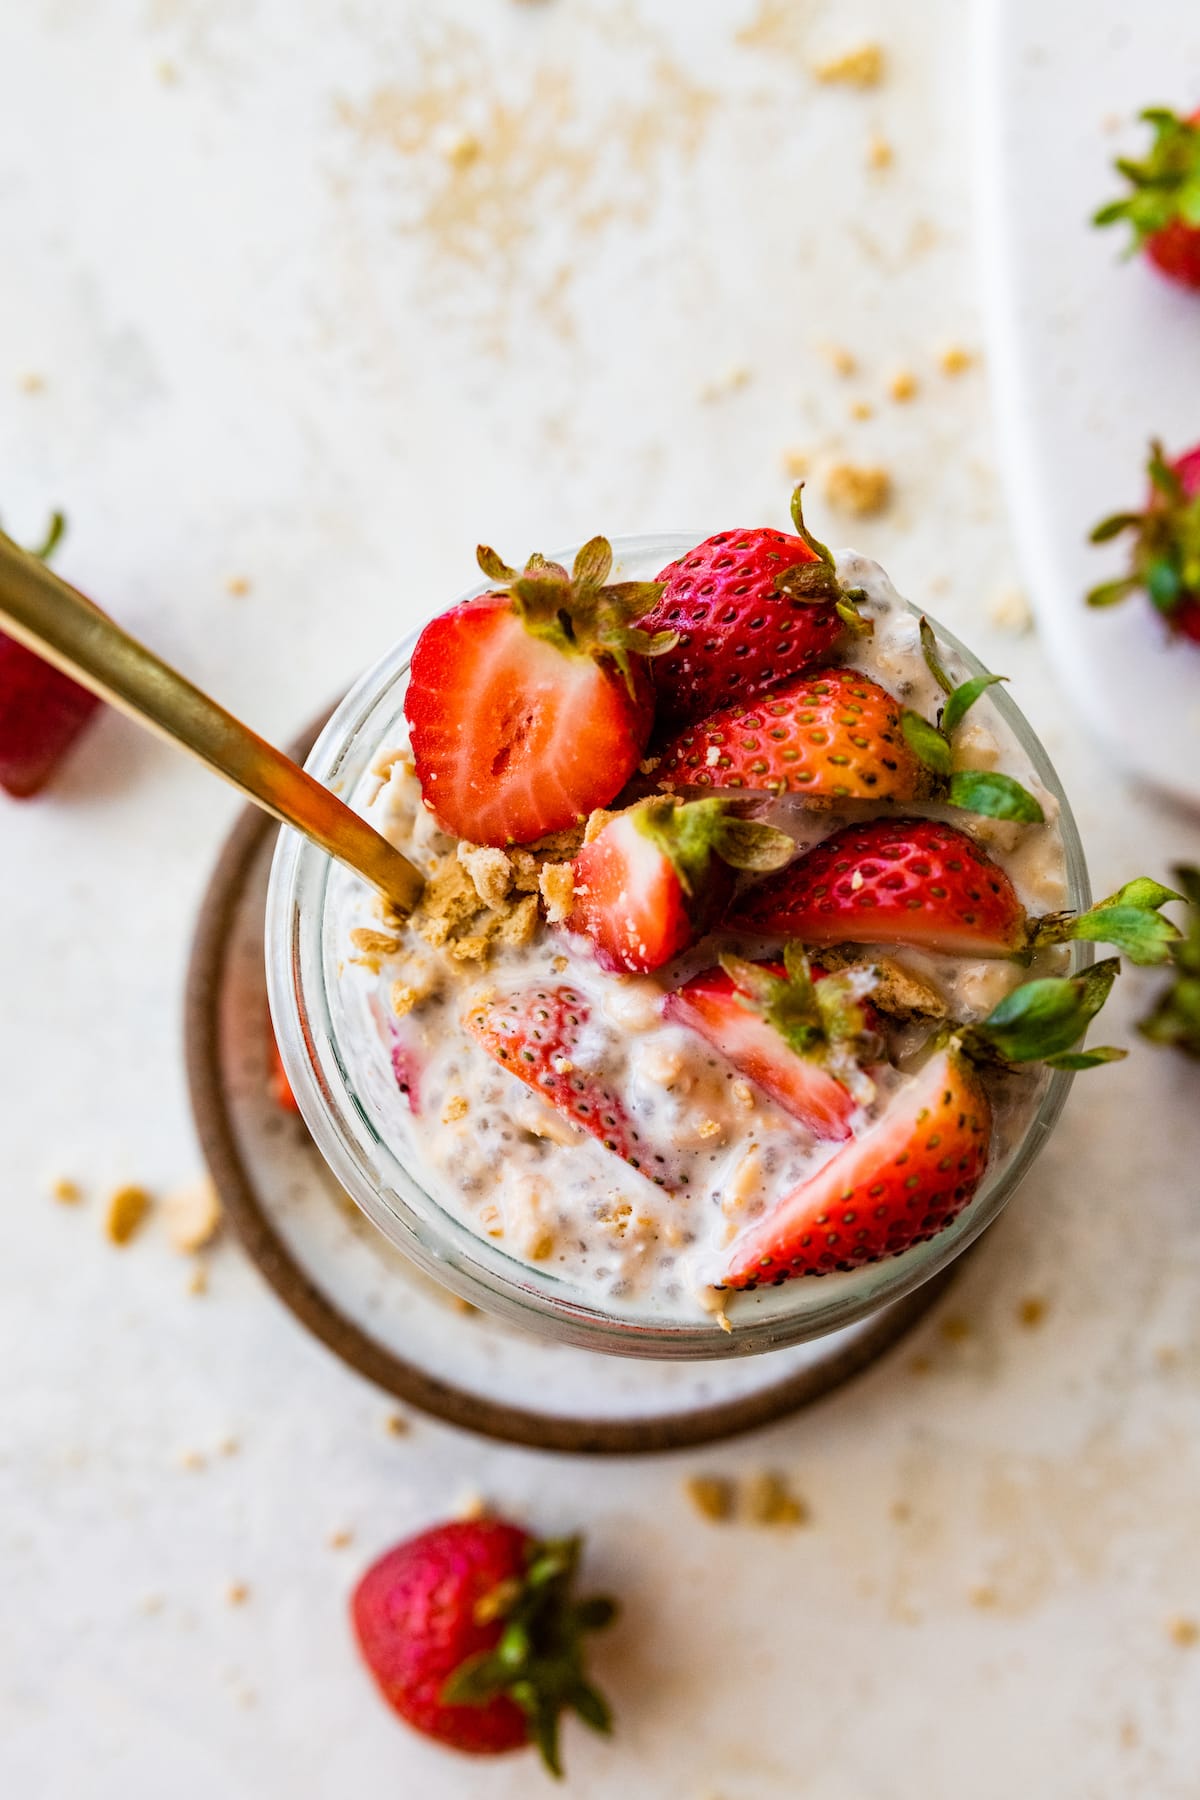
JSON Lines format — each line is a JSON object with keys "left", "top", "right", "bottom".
{"left": 821, "top": 343, "right": 857, "bottom": 377}
{"left": 716, "top": 1308, "right": 733, "bottom": 1334}
{"left": 225, "top": 575, "right": 250, "bottom": 597}
{"left": 889, "top": 369, "right": 918, "bottom": 403}
{"left": 698, "top": 1118, "right": 722, "bottom": 1140}
{"left": 225, "top": 1582, "right": 250, "bottom": 1607}
{"left": 684, "top": 1475, "right": 735, "bottom": 1522}
{"left": 164, "top": 1177, "right": 222, "bottom": 1253}
{"left": 551, "top": 954, "right": 569, "bottom": 974}
{"left": 384, "top": 1411, "right": 410, "bottom": 1436}
{"left": 509, "top": 849, "right": 542, "bottom": 892}
{"left": 730, "top": 1079, "right": 755, "bottom": 1109}
{"left": 458, "top": 842, "right": 513, "bottom": 910}
{"left": 939, "top": 344, "right": 973, "bottom": 377}
{"left": 745, "top": 1472, "right": 809, "bottom": 1527}
{"left": 527, "top": 1227, "right": 556, "bottom": 1262}
{"left": 583, "top": 809, "right": 615, "bottom": 846}
{"left": 537, "top": 862, "right": 576, "bottom": 924}
{"left": 1168, "top": 1617, "right": 1198, "bottom": 1647}
{"left": 495, "top": 892, "right": 539, "bottom": 947}
{"left": 780, "top": 447, "right": 810, "bottom": 478}
{"left": 442, "top": 1094, "right": 469, "bottom": 1124}
{"left": 1017, "top": 1295, "right": 1047, "bottom": 1329}
{"left": 819, "top": 948, "right": 947, "bottom": 1022}
{"left": 849, "top": 399, "right": 874, "bottom": 421}
{"left": 328, "top": 1528, "right": 354, "bottom": 1549}
{"left": 969, "top": 1584, "right": 998, "bottom": 1610}
{"left": 638, "top": 755, "right": 661, "bottom": 776}
{"left": 814, "top": 43, "right": 885, "bottom": 88}
{"left": 940, "top": 1314, "right": 971, "bottom": 1343}
{"left": 104, "top": 1184, "right": 152, "bottom": 1246}
{"left": 446, "top": 932, "right": 493, "bottom": 964}
{"left": 19, "top": 371, "right": 46, "bottom": 393}
{"left": 867, "top": 132, "right": 893, "bottom": 169}
{"left": 823, "top": 461, "right": 891, "bottom": 517}
{"left": 49, "top": 1176, "right": 82, "bottom": 1204}
{"left": 349, "top": 926, "right": 405, "bottom": 970}
{"left": 178, "top": 1449, "right": 206, "bottom": 1472}
{"left": 412, "top": 858, "right": 480, "bottom": 947}
{"left": 529, "top": 823, "right": 587, "bottom": 858}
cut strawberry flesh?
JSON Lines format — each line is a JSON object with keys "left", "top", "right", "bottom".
{"left": 722, "top": 1048, "right": 992, "bottom": 1286}
{"left": 664, "top": 965, "right": 856, "bottom": 1141}
{"left": 569, "top": 810, "right": 732, "bottom": 974}
{"left": 733, "top": 817, "right": 1027, "bottom": 958}
{"left": 0, "top": 633, "right": 100, "bottom": 798}
{"left": 406, "top": 596, "right": 652, "bottom": 847}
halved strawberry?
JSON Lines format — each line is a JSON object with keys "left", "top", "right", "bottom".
{"left": 405, "top": 538, "right": 673, "bottom": 847}
{"left": 723, "top": 1046, "right": 992, "bottom": 1284}
{"left": 639, "top": 489, "right": 863, "bottom": 734}
{"left": 1094, "top": 107, "right": 1200, "bottom": 292}
{"left": 654, "top": 666, "right": 929, "bottom": 802}
{"left": 722, "top": 958, "right": 1126, "bottom": 1287}
{"left": 1088, "top": 440, "right": 1200, "bottom": 640}
{"left": 567, "top": 797, "right": 793, "bottom": 974}
{"left": 663, "top": 946, "right": 880, "bottom": 1141}
{"left": 464, "top": 984, "right": 683, "bottom": 1188}
{"left": 733, "top": 817, "right": 1182, "bottom": 965}
{"left": 0, "top": 513, "right": 100, "bottom": 799}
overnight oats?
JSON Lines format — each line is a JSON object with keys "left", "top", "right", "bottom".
{"left": 268, "top": 493, "right": 1178, "bottom": 1352}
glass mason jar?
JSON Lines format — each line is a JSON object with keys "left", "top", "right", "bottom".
{"left": 265, "top": 535, "right": 1090, "bottom": 1361}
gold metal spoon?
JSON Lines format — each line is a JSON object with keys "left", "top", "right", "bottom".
{"left": 0, "top": 527, "right": 424, "bottom": 914}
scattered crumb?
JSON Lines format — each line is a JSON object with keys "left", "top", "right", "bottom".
{"left": 823, "top": 461, "right": 891, "bottom": 517}
{"left": 157, "top": 59, "right": 179, "bottom": 84}
{"left": 442, "top": 1094, "right": 470, "bottom": 1125}
{"left": 49, "top": 1176, "right": 82, "bottom": 1204}
{"left": 581, "top": 810, "right": 614, "bottom": 846}
{"left": 218, "top": 1436, "right": 239, "bottom": 1458}
{"left": 328, "top": 1528, "right": 354, "bottom": 1550}
{"left": 104, "top": 1184, "right": 153, "bottom": 1246}
{"left": 435, "top": 125, "right": 482, "bottom": 169}
{"left": 939, "top": 344, "right": 973, "bottom": 377}
{"left": 909, "top": 1354, "right": 933, "bottom": 1376}
{"left": 684, "top": 1475, "right": 735, "bottom": 1522}
{"left": 820, "top": 343, "right": 857, "bottom": 378}
{"left": 866, "top": 132, "right": 893, "bottom": 170}
{"left": 1119, "top": 1719, "right": 1139, "bottom": 1750}
{"left": 850, "top": 869, "right": 864, "bottom": 891}
{"left": 225, "top": 575, "right": 250, "bottom": 597}
{"left": 969, "top": 1584, "right": 998, "bottom": 1610}
{"left": 730, "top": 1079, "right": 755, "bottom": 1110}
{"left": 638, "top": 755, "right": 661, "bottom": 776}
{"left": 349, "top": 926, "right": 405, "bottom": 970}
{"left": 1156, "top": 1345, "right": 1181, "bottom": 1370}
{"left": 540, "top": 861, "right": 576, "bottom": 924}
{"left": 178, "top": 1449, "right": 206, "bottom": 1472}
{"left": 453, "top": 1488, "right": 489, "bottom": 1522}
{"left": 715, "top": 1309, "right": 733, "bottom": 1335}
{"left": 384, "top": 1411, "right": 410, "bottom": 1436}
{"left": 1017, "top": 1296, "right": 1047, "bottom": 1329}
{"left": 813, "top": 43, "right": 885, "bottom": 88}
{"left": 940, "top": 1314, "right": 971, "bottom": 1343}
{"left": 849, "top": 399, "right": 874, "bottom": 421}
{"left": 890, "top": 1501, "right": 912, "bottom": 1524}
{"left": 698, "top": 1118, "right": 722, "bottom": 1140}
{"left": 1169, "top": 1616, "right": 1198, "bottom": 1648}
{"left": 18, "top": 371, "right": 46, "bottom": 393}
{"left": 889, "top": 369, "right": 918, "bottom": 404}
{"left": 186, "top": 1264, "right": 209, "bottom": 1297}
{"left": 527, "top": 1227, "right": 556, "bottom": 1262}
{"left": 225, "top": 1582, "right": 250, "bottom": 1607}
{"left": 458, "top": 842, "right": 513, "bottom": 910}
{"left": 551, "top": 954, "right": 569, "bottom": 975}
{"left": 989, "top": 587, "right": 1033, "bottom": 634}
{"left": 745, "top": 1472, "right": 809, "bottom": 1527}
{"left": 699, "top": 363, "right": 752, "bottom": 402}
{"left": 139, "top": 1594, "right": 165, "bottom": 1616}
{"left": 164, "top": 1177, "right": 222, "bottom": 1253}
{"left": 780, "top": 447, "right": 810, "bottom": 478}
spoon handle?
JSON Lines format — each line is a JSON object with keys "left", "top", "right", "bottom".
{"left": 0, "top": 530, "right": 424, "bottom": 914}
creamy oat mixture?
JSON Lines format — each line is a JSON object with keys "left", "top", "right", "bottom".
{"left": 333, "top": 554, "right": 1068, "bottom": 1324}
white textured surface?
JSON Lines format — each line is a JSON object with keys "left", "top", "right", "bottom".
{"left": 4, "top": 3, "right": 1200, "bottom": 1797}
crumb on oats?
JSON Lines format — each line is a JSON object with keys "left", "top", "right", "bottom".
{"left": 940, "top": 344, "right": 973, "bottom": 376}
{"left": 164, "top": 1177, "right": 222, "bottom": 1253}
{"left": 225, "top": 1582, "right": 250, "bottom": 1607}
{"left": 698, "top": 1118, "right": 722, "bottom": 1140}
{"left": 446, "top": 932, "right": 493, "bottom": 964}
{"left": 1017, "top": 1296, "right": 1047, "bottom": 1329}
{"left": 867, "top": 132, "right": 893, "bottom": 169}
{"left": 442, "top": 1094, "right": 470, "bottom": 1124}
{"left": 684, "top": 1475, "right": 735, "bottom": 1522}
{"left": 508, "top": 849, "right": 542, "bottom": 892}
{"left": 745, "top": 1472, "right": 809, "bottom": 1527}
{"left": 49, "top": 1176, "right": 82, "bottom": 1204}
{"left": 814, "top": 43, "right": 885, "bottom": 87}
{"left": 412, "top": 858, "right": 481, "bottom": 947}
{"left": 349, "top": 926, "right": 405, "bottom": 969}
{"left": 539, "top": 861, "right": 576, "bottom": 924}
{"left": 551, "top": 954, "right": 569, "bottom": 974}
{"left": 730, "top": 1080, "right": 755, "bottom": 1109}
{"left": 458, "top": 842, "right": 513, "bottom": 909}
{"left": 527, "top": 1228, "right": 556, "bottom": 1262}
{"left": 104, "top": 1184, "right": 152, "bottom": 1246}
{"left": 495, "top": 892, "right": 540, "bottom": 947}
{"left": 823, "top": 461, "right": 892, "bottom": 517}
{"left": 1168, "top": 1617, "right": 1198, "bottom": 1647}
{"left": 889, "top": 369, "right": 918, "bottom": 403}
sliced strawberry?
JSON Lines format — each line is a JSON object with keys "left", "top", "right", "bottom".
{"left": 0, "top": 513, "right": 100, "bottom": 798}
{"left": 654, "top": 666, "right": 929, "bottom": 803}
{"left": 406, "top": 538, "right": 672, "bottom": 847}
{"left": 663, "top": 949, "right": 879, "bottom": 1140}
{"left": 722, "top": 1047, "right": 992, "bottom": 1285}
{"left": 1094, "top": 106, "right": 1200, "bottom": 292}
{"left": 1088, "top": 440, "right": 1200, "bottom": 638}
{"left": 568, "top": 797, "right": 793, "bottom": 974}
{"left": 639, "top": 490, "right": 861, "bottom": 733}
{"left": 464, "top": 984, "right": 682, "bottom": 1188}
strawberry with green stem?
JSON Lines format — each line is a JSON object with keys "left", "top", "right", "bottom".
{"left": 722, "top": 958, "right": 1126, "bottom": 1287}
{"left": 1094, "top": 106, "right": 1200, "bottom": 291}
{"left": 1140, "top": 866, "right": 1200, "bottom": 1057}
{"left": 0, "top": 512, "right": 102, "bottom": 798}
{"left": 664, "top": 943, "right": 882, "bottom": 1140}
{"left": 568, "top": 796, "right": 794, "bottom": 973}
{"left": 1087, "top": 441, "right": 1200, "bottom": 641}
{"left": 732, "top": 815, "right": 1181, "bottom": 966}
{"left": 405, "top": 537, "right": 675, "bottom": 847}
{"left": 352, "top": 1518, "right": 616, "bottom": 1776}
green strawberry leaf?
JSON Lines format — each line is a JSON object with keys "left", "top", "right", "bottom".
{"left": 918, "top": 616, "right": 955, "bottom": 696}
{"left": 1045, "top": 1046, "right": 1128, "bottom": 1070}
{"left": 1086, "top": 575, "right": 1141, "bottom": 608}
{"left": 943, "top": 672, "right": 1008, "bottom": 735}
{"left": 572, "top": 535, "right": 614, "bottom": 588}
{"left": 1036, "top": 877, "right": 1183, "bottom": 966}
{"left": 1089, "top": 511, "right": 1145, "bottom": 544}
{"left": 947, "top": 769, "right": 1045, "bottom": 824}
{"left": 900, "top": 709, "right": 953, "bottom": 775}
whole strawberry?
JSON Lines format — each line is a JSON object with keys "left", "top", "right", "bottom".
{"left": 406, "top": 537, "right": 672, "bottom": 847}
{"left": 352, "top": 1519, "right": 616, "bottom": 1776}
{"left": 639, "top": 488, "right": 862, "bottom": 734}
{"left": 1094, "top": 107, "right": 1200, "bottom": 291}
{"left": 0, "top": 513, "right": 101, "bottom": 798}
{"left": 1087, "top": 441, "right": 1200, "bottom": 640}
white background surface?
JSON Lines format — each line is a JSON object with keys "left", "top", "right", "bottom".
{"left": 3, "top": 3, "right": 1200, "bottom": 1797}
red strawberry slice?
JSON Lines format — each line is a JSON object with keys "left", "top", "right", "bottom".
{"left": 405, "top": 537, "right": 671, "bottom": 847}
{"left": 664, "top": 954, "right": 878, "bottom": 1140}
{"left": 0, "top": 636, "right": 101, "bottom": 797}
{"left": 639, "top": 490, "right": 856, "bottom": 733}
{"left": 733, "top": 817, "right": 1026, "bottom": 956}
{"left": 568, "top": 797, "right": 793, "bottom": 974}
{"left": 655, "top": 666, "right": 928, "bottom": 802}
{"left": 1088, "top": 440, "right": 1200, "bottom": 638}
{"left": 1095, "top": 106, "right": 1200, "bottom": 292}
{"left": 722, "top": 1047, "right": 992, "bottom": 1285}
{"left": 464, "top": 984, "right": 683, "bottom": 1188}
